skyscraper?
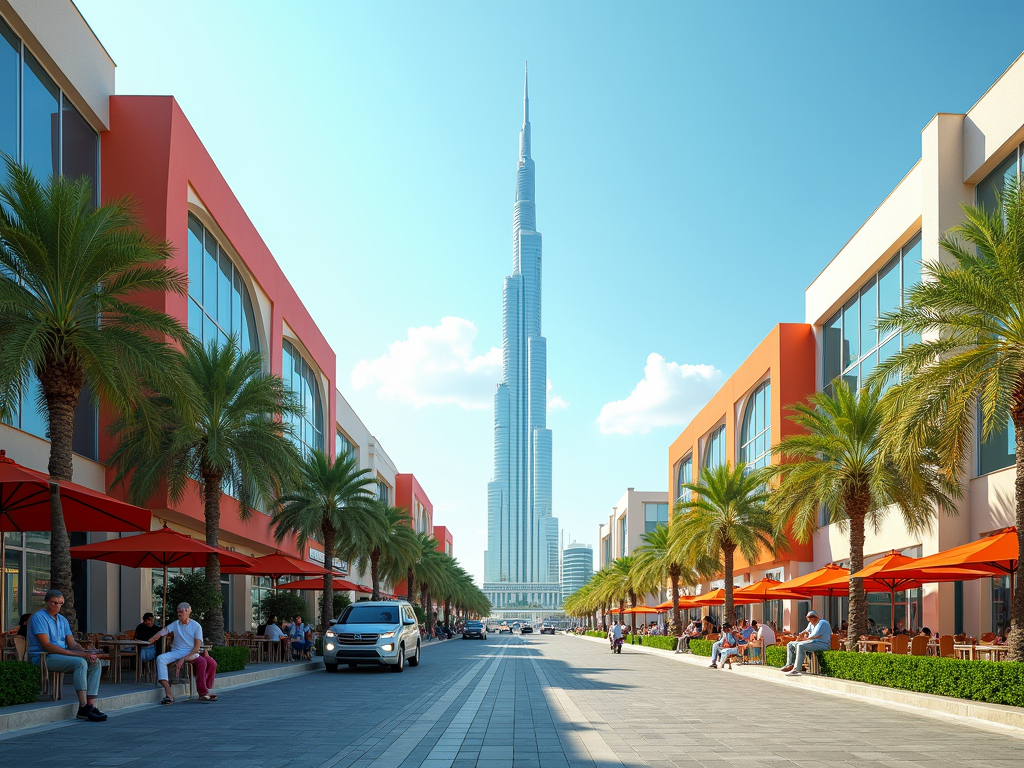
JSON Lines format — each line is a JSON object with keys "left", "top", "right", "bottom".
{"left": 483, "top": 67, "right": 561, "bottom": 613}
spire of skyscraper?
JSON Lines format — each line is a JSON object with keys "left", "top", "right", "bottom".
{"left": 523, "top": 62, "right": 529, "bottom": 126}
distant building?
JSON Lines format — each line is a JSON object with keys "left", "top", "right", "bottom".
{"left": 597, "top": 489, "right": 669, "bottom": 569}
{"left": 434, "top": 526, "right": 453, "bottom": 557}
{"left": 560, "top": 542, "right": 593, "bottom": 600}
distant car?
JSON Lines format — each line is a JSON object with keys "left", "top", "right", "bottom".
{"left": 499, "top": 624, "right": 512, "bottom": 634}
{"left": 463, "top": 621, "right": 487, "bottom": 640}
{"left": 521, "top": 624, "right": 533, "bottom": 634}
{"left": 540, "top": 624, "right": 556, "bottom": 635}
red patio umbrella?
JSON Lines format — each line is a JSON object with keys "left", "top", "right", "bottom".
{"left": 275, "top": 577, "right": 373, "bottom": 594}
{"left": 69, "top": 526, "right": 256, "bottom": 626}
{"left": 0, "top": 450, "right": 153, "bottom": 632}
{"left": 220, "top": 550, "right": 330, "bottom": 586}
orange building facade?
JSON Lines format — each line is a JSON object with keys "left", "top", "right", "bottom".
{"left": 667, "top": 323, "right": 816, "bottom": 629}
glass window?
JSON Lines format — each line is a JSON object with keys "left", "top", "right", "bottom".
{"left": 739, "top": 380, "right": 771, "bottom": 471}
{"left": 186, "top": 214, "right": 260, "bottom": 355}
{"left": 335, "top": 429, "right": 357, "bottom": 462}
{"left": 976, "top": 150, "right": 1019, "bottom": 217}
{"left": 377, "top": 481, "right": 390, "bottom": 504}
{"left": 676, "top": 455, "right": 692, "bottom": 500}
{"left": 992, "top": 576, "right": 1011, "bottom": 634}
{"left": 22, "top": 52, "right": 58, "bottom": 179}
{"left": 644, "top": 503, "right": 668, "bottom": 534}
{"left": 60, "top": 97, "right": 97, "bottom": 200}
{"left": 619, "top": 515, "right": 627, "bottom": 556}
{"left": 0, "top": 18, "right": 18, "bottom": 163}
{"left": 979, "top": 419, "right": 1015, "bottom": 475}
{"left": 821, "top": 232, "right": 920, "bottom": 396}
{"left": 282, "top": 339, "right": 324, "bottom": 457}
{"left": 704, "top": 425, "right": 726, "bottom": 471}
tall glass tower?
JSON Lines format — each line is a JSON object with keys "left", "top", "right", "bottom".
{"left": 484, "top": 67, "right": 561, "bottom": 614}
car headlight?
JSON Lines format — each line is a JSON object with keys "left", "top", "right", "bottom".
{"left": 379, "top": 630, "right": 396, "bottom": 639}
{"left": 381, "top": 644, "right": 394, "bottom": 652}
{"left": 326, "top": 643, "right": 335, "bottom": 651}
{"left": 326, "top": 631, "right": 336, "bottom": 637}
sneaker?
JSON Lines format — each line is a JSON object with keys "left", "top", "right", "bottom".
{"left": 76, "top": 706, "right": 107, "bottom": 722}
{"left": 785, "top": 670, "right": 801, "bottom": 677}
{"left": 708, "top": 662, "right": 717, "bottom": 668}
{"left": 779, "top": 665, "right": 794, "bottom": 672}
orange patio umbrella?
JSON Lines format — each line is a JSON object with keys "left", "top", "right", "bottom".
{"left": 875, "top": 528, "right": 1020, "bottom": 610}
{"left": 220, "top": 550, "right": 330, "bottom": 586}
{"left": 655, "top": 595, "right": 701, "bottom": 610}
{"left": 766, "top": 563, "right": 852, "bottom": 599}
{"left": 275, "top": 577, "right": 373, "bottom": 594}
{"left": 690, "top": 587, "right": 761, "bottom": 607}
{"left": 69, "top": 525, "right": 257, "bottom": 626}
{"left": 622, "top": 605, "right": 666, "bottom": 614}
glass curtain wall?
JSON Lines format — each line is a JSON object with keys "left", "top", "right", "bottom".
{"left": 3, "top": 531, "right": 51, "bottom": 629}
{"left": 738, "top": 380, "right": 771, "bottom": 472}
{"left": 992, "top": 576, "right": 1010, "bottom": 634}
{"left": 282, "top": 340, "right": 324, "bottom": 458}
{"left": 619, "top": 516, "right": 627, "bottom": 557}
{"left": 822, "top": 233, "right": 921, "bottom": 397}
{"left": 676, "top": 455, "right": 692, "bottom": 501}
{"left": 975, "top": 147, "right": 1024, "bottom": 474}
{"left": 643, "top": 502, "right": 668, "bottom": 534}
{"left": 703, "top": 425, "right": 726, "bottom": 472}
{"left": 0, "top": 17, "right": 100, "bottom": 459}
{"left": 335, "top": 430, "right": 356, "bottom": 462}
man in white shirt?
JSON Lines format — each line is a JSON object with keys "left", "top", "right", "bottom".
{"left": 145, "top": 602, "right": 218, "bottom": 703}
{"left": 780, "top": 611, "right": 831, "bottom": 676}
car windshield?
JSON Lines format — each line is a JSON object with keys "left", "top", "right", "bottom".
{"left": 466, "top": 622, "right": 482, "bottom": 627}
{"left": 340, "top": 606, "right": 399, "bottom": 624}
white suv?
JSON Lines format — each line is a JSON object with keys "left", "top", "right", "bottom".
{"left": 323, "top": 601, "right": 421, "bottom": 673}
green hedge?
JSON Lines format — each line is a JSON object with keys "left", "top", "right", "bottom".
{"left": 766, "top": 645, "right": 787, "bottom": 667}
{"left": 208, "top": 646, "right": 247, "bottom": 673}
{"left": 637, "top": 635, "right": 677, "bottom": 651}
{"left": 819, "top": 651, "right": 1024, "bottom": 707}
{"left": 0, "top": 661, "right": 39, "bottom": 707}
{"left": 689, "top": 639, "right": 713, "bottom": 656}
{"left": 586, "top": 630, "right": 605, "bottom": 639}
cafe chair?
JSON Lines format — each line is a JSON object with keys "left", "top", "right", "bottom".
{"left": 890, "top": 634, "right": 910, "bottom": 655}
{"left": 981, "top": 632, "right": 996, "bottom": 644}
{"left": 938, "top": 635, "right": 955, "bottom": 658}
{"left": 909, "top": 635, "right": 929, "bottom": 656}
{"left": 38, "top": 651, "right": 66, "bottom": 700}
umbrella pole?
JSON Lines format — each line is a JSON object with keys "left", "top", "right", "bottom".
{"left": 162, "top": 563, "right": 168, "bottom": 628}
{"left": 1, "top": 552, "right": 5, "bottom": 635}
{"left": 890, "top": 587, "right": 896, "bottom": 634}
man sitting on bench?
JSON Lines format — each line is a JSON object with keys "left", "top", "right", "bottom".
{"left": 780, "top": 610, "right": 831, "bottom": 677}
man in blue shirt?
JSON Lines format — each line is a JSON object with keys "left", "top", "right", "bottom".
{"left": 780, "top": 610, "right": 832, "bottom": 676}
{"left": 28, "top": 590, "right": 107, "bottom": 721}
{"left": 286, "top": 615, "right": 313, "bottom": 660}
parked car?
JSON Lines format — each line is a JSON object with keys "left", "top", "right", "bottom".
{"left": 540, "top": 624, "right": 556, "bottom": 635}
{"left": 463, "top": 621, "right": 487, "bottom": 640}
{"left": 520, "top": 624, "right": 533, "bottom": 634}
{"left": 323, "top": 600, "right": 421, "bottom": 673}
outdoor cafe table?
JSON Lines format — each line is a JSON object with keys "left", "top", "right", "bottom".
{"left": 98, "top": 638, "right": 149, "bottom": 683}
{"left": 858, "top": 639, "right": 891, "bottom": 653}
{"left": 955, "top": 643, "right": 1009, "bottom": 661}
{"left": 250, "top": 636, "right": 290, "bottom": 663}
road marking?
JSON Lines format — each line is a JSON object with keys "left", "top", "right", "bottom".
{"left": 530, "top": 655, "right": 644, "bottom": 767}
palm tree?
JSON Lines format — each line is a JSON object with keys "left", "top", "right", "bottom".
{"left": 633, "top": 523, "right": 701, "bottom": 635}
{"left": 110, "top": 338, "right": 302, "bottom": 644}
{"left": 675, "top": 463, "right": 782, "bottom": 627}
{"left": 0, "top": 160, "right": 189, "bottom": 628}
{"left": 357, "top": 502, "right": 420, "bottom": 600}
{"left": 873, "top": 179, "right": 1024, "bottom": 660}
{"left": 604, "top": 556, "right": 637, "bottom": 627}
{"left": 414, "top": 538, "right": 449, "bottom": 633}
{"left": 764, "top": 381, "right": 958, "bottom": 649}
{"left": 271, "top": 450, "right": 379, "bottom": 632}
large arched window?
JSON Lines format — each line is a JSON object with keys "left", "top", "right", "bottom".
{"left": 677, "top": 455, "right": 692, "bottom": 500}
{"left": 282, "top": 339, "right": 324, "bottom": 457}
{"left": 703, "top": 425, "right": 726, "bottom": 472}
{"left": 187, "top": 214, "right": 260, "bottom": 355}
{"left": 739, "top": 380, "right": 771, "bottom": 472}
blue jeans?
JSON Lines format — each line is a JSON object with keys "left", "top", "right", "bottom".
{"left": 711, "top": 641, "right": 740, "bottom": 663}
{"left": 140, "top": 645, "right": 156, "bottom": 662}
{"left": 38, "top": 654, "right": 102, "bottom": 696}
{"left": 785, "top": 639, "right": 829, "bottom": 670}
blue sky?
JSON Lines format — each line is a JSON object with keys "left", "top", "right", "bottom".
{"left": 77, "top": 0, "right": 1024, "bottom": 584}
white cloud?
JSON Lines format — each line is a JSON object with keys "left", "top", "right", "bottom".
{"left": 597, "top": 353, "right": 722, "bottom": 435}
{"left": 351, "top": 316, "right": 501, "bottom": 409}
{"left": 547, "top": 379, "right": 569, "bottom": 411}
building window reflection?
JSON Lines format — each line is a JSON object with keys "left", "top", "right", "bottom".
{"left": 644, "top": 503, "right": 668, "bottom": 535}
{"left": 703, "top": 425, "right": 726, "bottom": 472}
{"left": 282, "top": 340, "right": 324, "bottom": 458}
{"left": 739, "top": 380, "right": 771, "bottom": 472}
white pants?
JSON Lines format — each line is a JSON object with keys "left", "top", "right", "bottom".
{"left": 156, "top": 649, "right": 192, "bottom": 682}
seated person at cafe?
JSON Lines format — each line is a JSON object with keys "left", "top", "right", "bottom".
{"left": 264, "top": 618, "right": 287, "bottom": 641}
{"left": 286, "top": 614, "right": 313, "bottom": 659}
{"left": 146, "top": 602, "right": 218, "bottom": 704}
{"left": 17, "top": 612, "right": 31, "bottom": 638}
{"left": 742, "top": 619, "right": 775, "bottom": 662}
{"left": 739, "top": 619, "right": 754, "bottom": 641}
{"left": 780, "top": 610, "right": 831, "bottom": 676}
{"left": 674, "top": 620, "right": 701, "bottom": 653}
{"left": 27, "top": 590, "right": 107, "bottom": 722}
{"left": 709, "top": 624, "right": 743, "bottom": 668}
{"left": 135, "top": 612, "right": 162, "bottom": 662}
{"left": 702, "top": 616, "right": 718, "bottom": 635}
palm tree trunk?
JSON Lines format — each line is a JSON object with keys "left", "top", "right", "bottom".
{"left": 407, "top": 567, "right": 416, "bottom": 604}
{"left": 670, "top": 567, "right": 681, "bottom": 636}
{"left": 629, "top": 590, "right": 638, "bottom": 631}
{"left": 1010, "top": 412, "right": 1024, "bottom": 662}
{"left": 370, "top": 548, "right": 381, "bottom": 601}
{"left": 846, "top": 496, "right": 868, "bottom": 651}
{"left": 321, "top": 522, "right": 336, "bottom": 632}
{"left": 202, "top": 469, "right": 225, "bottom": 646}
{"left": 41, "top": 371, "right": 82, "bottom": 631}
{"left": 618, "top": 598, "right": 625, "bottom": 625}
{"left": 723, "top": 544, "right": 735, "bottom": 626}
{"left": 425, "top": 589, "right": 433, "bottom": 634}
{"left": 445, "top": 599, "right": 451, "bottom": 628}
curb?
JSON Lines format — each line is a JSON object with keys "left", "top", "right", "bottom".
{"left": 569, "top": 634, "right": 1024, "bottom": 736}
{"left": 0, "top": 659, "right": 322, "bottom": 736}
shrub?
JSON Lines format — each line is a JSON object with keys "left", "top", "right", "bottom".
{"left": 0, "top": 661, "right": 39, "bottom": 707}
{"left": 818, "top": 651, "right": 1024, "bottom": 707}
{"left": 765, "top": 645, "right": 787, "bottom": 667}
{"left": 260, "top": 591, "right": 311, "bottom": 625}
{"left": 166, "top": 572, "right": 222, "bottom": 626}
{"left": 318, "top": 592, "right": 352, "bottom": 622}
{"left": 689, "top": 639, "right": 713, "bottom": 657}
{"left": 639, "top": 635, "right": 677, "bottom": 651}
{"left": 586, "top": 630, "right": 605, "bottom": 639}
{"left": 208, "top": 646, "right": 248, "bottom": 673}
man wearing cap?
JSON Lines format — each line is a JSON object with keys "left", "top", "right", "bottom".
{"left": 780, "top": 610, "right": 831, "bottom": 676}
{"left": 27, "top": 590, "right": 107, "bottom": 721}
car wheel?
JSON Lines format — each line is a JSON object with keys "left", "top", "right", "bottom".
{"left": 325, "top": 662, "right": 338, "bottom": 672}
{"left": 391, "top": 646, "right": 405, "bottom": 673}
{"left": 409, "top": 642, "right": 421, "bottom": 667}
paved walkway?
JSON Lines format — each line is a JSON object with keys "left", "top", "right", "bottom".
{"left": 1, "top": 634, "right": 1021, "bottom": 766}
